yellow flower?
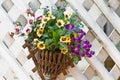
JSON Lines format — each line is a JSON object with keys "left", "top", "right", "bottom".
{"left": 37, "top": 41, "right": 45, "bottom": 50}
{"left": 37, "top": 28, "right": 43, "bottom": 37}
{"left": 65, "top": 21, "right": 70, "bottom": 24}
{"left": 47, "top": 11, "right": 52, "bottom": 16}
{"left": 64, "top": 11, "right": 72, "bottom": 19}
{"left": 42, "top": 16, "right": 50, "bottom": 23}
{"left": 60, "top": 35, "right": 71, "bottom": 43}
{"left": 39, "top": 22, "right": 45, "bottom": 27}
{"left": 61, "top": 48, "right": 68, "bottom": 54}
{"left": 49, "top": 15, "right": 55, "bottom": 19}
{"left": 73, "top": 33, "right": 77, "bottom": 38}
{"left": 57, "top": 19, "right": 65, "bottom": 28}
{"left": 66, "top": 35, "right": 71, "bottom": 43}
{"left": 60, "top": 36, "right": 67, "bottom": 43}
{"left": 40, "top": 27, "right": 44, "bottom": 31}
{"left": 33, "top": 38, "right": 39, "bottom": 44}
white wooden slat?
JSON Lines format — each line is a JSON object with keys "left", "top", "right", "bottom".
{"left": 110, "top": 64, "right": 120, "bottom": 79}
{"left": 0, "top": 40, "right": 32, "bottom": 80}
{"left": 0, "top": 6, "right": 15, "bottom": 39}
{"left": 0, "top": 76, "right": 5, "bottom": 80}
{"left": 11, "top": 0, "right": 29, "bottom": 12}
{"left": 92, "top": 0, "right": 120, "bottom": 34}
{"left": 88, "top": 4, "right": 101, "bottom": 21}
{"left": 67, "top": 0, "right": 120, "bottom": 69}
{"left": 108, "top": 0, "right": 120, "bottom": 10}
{"left": 1, "top": 0, "right": 120, "bottom": 79}
{"left": 84, "top": 66, "right": 96, "bottom": 79}
{"left": 66, "top": 0, "right": 117, "bottom": 80}
{"left": 68, "top": 67, "right": 88, "bottom": 80}
{"left": 109, "top": 29, "right": 120, "bottom": 45}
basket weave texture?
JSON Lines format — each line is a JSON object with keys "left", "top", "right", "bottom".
{"left": 23, "top": 40, "right": 74, "bottom": 80}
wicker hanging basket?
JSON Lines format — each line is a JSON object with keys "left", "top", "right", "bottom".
{"left": 23, "top": 40, "right": 74, "bottom": 80}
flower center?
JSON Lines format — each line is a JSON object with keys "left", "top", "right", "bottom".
{"left": 44, "top": 18, "right": 48, "bottom": 22}
{"left": 65, "top": 14, "right": 69, "bottom": 18}
{"left": 62, "top": 37, "right": 66, "bottom": 41}
{"left": 58, "top": 22, "right": 62, "bottom": 26}
{"left": 39, "top": 44, "right": 44, "bottom": 48}
{"left": 38, "top": 30, "right": 42, "bottom": 34}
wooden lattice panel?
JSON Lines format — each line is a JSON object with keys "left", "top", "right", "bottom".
{"left": 0, "top": 0, "right": 120, "bottom": 80}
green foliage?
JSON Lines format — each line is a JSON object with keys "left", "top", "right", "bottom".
{"left": 12, "top": 3, "right": 96, "bottom": 65}
{"left": 72, "top": 55, "right": 79, "bottom": 64}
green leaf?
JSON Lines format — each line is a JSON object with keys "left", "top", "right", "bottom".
{"left": 42, "top": 33, "right": 48, "bottom": 38}
{"left": 45, "top": 39, "right": 53, "bottom": 45}
{"left": 20, "top": 33, "right": 25, "bottom": 36}
{"left": 45, "top": 38, "right": 54, "bottom": 50}
{"left": 57, "top": 29, "right": 64, "bottom": 36}
{"left": 73, "top": 55, "right": 79, "bottom": 64}
{"left": 59, "top": 42, "right": 67, "bottom": 49}
{"left": 53, "top": 30, "right": 59, "bottom": 44}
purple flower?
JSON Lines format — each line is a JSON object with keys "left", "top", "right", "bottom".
{"left": 70, "top": 45, "right": 74, "bottom": 50}
{"left": 80, "top": 52, "right": 85, "bottom": 57}
{"left": 83, "top": 39, "right": 90, "bottom": 44}
{"left": 87, "top": 44, "right": 92, "bottom": 48}
{"left": 85, "top": 48, "right": 90, "bottom": 52}
{"left": 80, "top": 29, "right": 86, "bottom": 35}
{"left": 85, "top": 52, "right": 89, "bottom": 55}
{"left": 82, "top": 44, "right": 87, "bottom": 49}
{"left": 65, "top": 24, "right": 74, "bottom": 30}
{"left": 90, "top": 51, "right": 95, "bottom": 55}
{"left": 87, "top": 54, "right": 92, "bottom": 58}
{"left": 76, "top": 43, "right": 80, "bottom": 48}
{"left": 79, "top": 34, "right": 84, "bottom": 39}
{"left": 70, "top": 50, "right": 75, "bottom": 53}
{"left": 76, "top": 37, "right": 81, "bottom": 43}
{"left": 74, "top": 48, "right": 79, "bottom": 55}
{"left": 70, "top": 45, "right": 74, "bottom": 53}
{"left": 71, "top": 37, "right": 76, "bottom": 42}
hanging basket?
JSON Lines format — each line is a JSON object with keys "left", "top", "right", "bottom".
{"left": 23, "top": 40, "right": 74, "bottom": 80}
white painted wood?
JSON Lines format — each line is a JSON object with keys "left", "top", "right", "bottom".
{"left": 88, "top": 4, "right": 101, "bottom": 21}
{"left": 0, "top": 40, "right": 32, "bottom": 80}
{"left": 110, "top": 64, "right": 120, "bottom": 79}
{"left": 66, "top": 0, "right": 118, "bottom": 80}
{"left": 66, "top": 0, "right": 120, "bottom": 68}
{"left": 11, "top": 0, "right": 29, "bottom": 12}
{"left": 109, "top": 29, "right": 120, "bottom": 45}
{"left": 68, "top": 67, "right": 88, "bottom": 80}
{"left": 92, "top": 0, "right": 120, "bottom": 34}
{"left": 1, "top": 0, "right": 120, "bottom": 79}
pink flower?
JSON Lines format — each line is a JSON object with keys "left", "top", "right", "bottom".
{"left": 26, "top": 8, "right": 31, "bottom": 13}
{"left": 36, "top": 16, "right": 43, "bottom": 20}
{"left": 15, "top": 27, "right": 21, "bottom": 34}
{"left": 31, "top": 13, "right": 35, "bottom": 17}
{"left": 25, "top": 27, "right": 32, "bottom": 35}
{"left": 29, "top": 19, "right": 34, "bottom": 25}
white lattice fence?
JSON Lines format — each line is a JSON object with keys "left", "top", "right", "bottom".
{"left": 0, "top": 0, "right": 120, "bottom": 80}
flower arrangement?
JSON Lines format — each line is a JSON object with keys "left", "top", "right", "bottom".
{"left": 12, "top": 5, "right": 95, "bottom": 64}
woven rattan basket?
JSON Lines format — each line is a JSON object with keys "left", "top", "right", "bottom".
{"left": 23, "top": 40, "right": 74, "bottom": 80}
